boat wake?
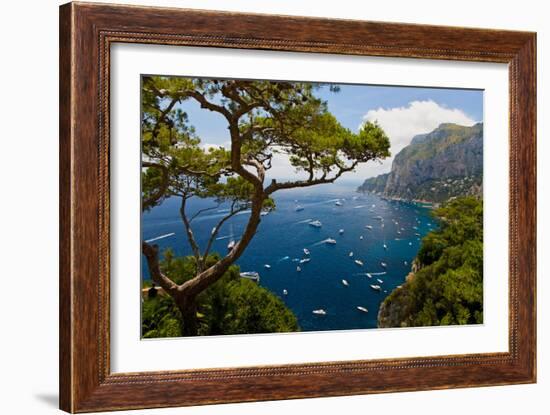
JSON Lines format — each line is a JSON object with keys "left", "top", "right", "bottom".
{"left": 295, "top": 218, "right": 313, "bottom": 224}
{"left": 145, "top": 232, "right": 176, "bottom": 243}
{"left": 312, "top": 238, "right": 335, "bottom": 247}
{"left": 353, "top": 205, "right": 367, "bottom": 209}
{"left": 354, "top": 271, "right": 387, "bottom": 276}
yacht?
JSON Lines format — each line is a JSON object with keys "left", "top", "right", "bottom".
{"left": 342, "top": 279, "right": 349, "bottom": 286}
{"left": 354, "top": 260, "right": 364, "bottom": 266}
{"left": 409, "top": 242, "right": 413, "bottom": 246}
{"left": 365, "top": 225, "right": 373, "bottom": 230}
{"left": 359, "top": 236, "right": 364, "bottom": 240}
{"left": 240, "top": 272, "right": 260, "bottom": 282}
{"left": 325, "top": 238, "right": 337, "bottom": 245}
{"left": 295, "top": 205, "right": 304, "bottom": 212}
{"left": 380, "top": 262, "right": 387, "bottom": 268}
{"left": 377, "top": 278, "right": 384, "bottom": 284}
{"left": 227, "top": 240, "right": 236, "bottom": 251}
{"left": 303, "top": 248, "right": 310, "bottom": 255}
{"left": 335, "top": 200, "right": 343, "bottom": 206}
{"left": 366, "top": 273, "right": 373, "bottom": 278}
{"left": 357, "top": 306, "right": 369, "bottom": 313}
{"left": 312, "top": 309, "right": 327, "bottom": 315}
{"left": 349, "top": 251, "right": 354, "bottom": 257}
{"left": 283, "top": 289, "right": 288, "bottom": 295}
{"left": 370, "top": 284, "right": 382, "bottom": 291}
{"left": 264, "top": 264, "right": 271, "bottom": 269}
{"left": 339, "top": 229, "right": 345, "bottom": 234}
{"left": 309, "top": 220, "right": 322, "bottom": 228}
{"left": 296, "top": 266, "right": 301, "bottom": 272}
{"left": 383, "top": 243, "right": 388, "bottom": 250}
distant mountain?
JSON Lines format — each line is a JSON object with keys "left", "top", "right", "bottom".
{"left": 357, "top": 123, "right": 483, "bottom": 203}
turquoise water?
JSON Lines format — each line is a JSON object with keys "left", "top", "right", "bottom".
{"left": 142, "top": 183, "right": 435, "bottom": 332}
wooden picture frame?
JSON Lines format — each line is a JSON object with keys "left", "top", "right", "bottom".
{"left": 59, "top": 2, "right": 536, "bottom": 412}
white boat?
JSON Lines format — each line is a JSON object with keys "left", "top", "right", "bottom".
{"left": 295, "top": 205, "right": 304, "bottom": 212}
{"left": 303, "top": 248, "right": 310, "bottom": 255}
{"left": 309, "top": 220, "right": 322, "bottom": 228}
{"left": 312, "top": 309, "right": 327, "bottom": 315}
{"left": 359, "top": 236, "right": 364, "bottom": 240}
{"left": 299, "top": 258, "right": 311, "bottom": 264}
{"left": 408, "top": 242, "right": 413, "bottom": 246}
{"left": 377, "top": 278, "right": 384, "bottom": 284}
{"left": 354, "top": 260, "right": 364, "bottom": 266}
{"left": 380, "top": 262, "right": 387, "bottom": 268}
{"left": 335, "top": 200, "right": 343, "bottom": 206}
{"left": 383, "top": 243, "right": 388, "bottom": 250}
{"left": 349, "top": 252, "right": 354, "bottom": 257}
{"left": 366, "top": 273, "right": 373, "bottom": 278}
{"left": 325, "top": 238, "right": 337, "bottom": 245}
{"left": 404, "top": 261, "right": 408, "bottom": 265}
{"left": 296, "top": 266, "right": 301, "bottom": 272}
{"left": 415, "top": 232, "right": 421, "bottom": 236}
{"left": 342, "top": 279, "right": 349, "bottom": 286}
{"left": 370, "top": 284, "right": 382, "bottom": 291}
{"left": 365, "top": 225, "right": 373, "bottom": 230}
{"left": 240, "top": 272, "right": 260, "bottom": 282}
{"left": 283, "top": 289, "right": 288, "bottom": 295}
{"left": 264, "top": 264, "right": 271, "bottom": 269}
{"left": 227, "top": 240, "right": 236, "bottom": 251}
{"left": 339, "top": 229, "right": 344, "bottom": 234}
{"left": 357, "top": 306, "right": 369, "bottom": 313}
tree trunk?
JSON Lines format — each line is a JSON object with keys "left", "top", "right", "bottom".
{"left": 175, "top": 293, "right": 199, "bottom": 336}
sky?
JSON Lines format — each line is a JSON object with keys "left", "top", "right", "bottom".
{"left": 173, "top": 81, "right": 483, "bottom": 185}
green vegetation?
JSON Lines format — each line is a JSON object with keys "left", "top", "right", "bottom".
{"left": 378, "top": 197, "right": 483, "bottom": 327}
{"left": 142, "top": 251, "right": 299, "bottom": 337}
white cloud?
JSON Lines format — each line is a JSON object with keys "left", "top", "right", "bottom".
{"left": 356, "top": 100, "right": 478, "bottom": 178}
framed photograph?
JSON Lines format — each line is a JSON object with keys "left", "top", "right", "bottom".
{"left": 59, "top": 2, "right": 536, "bottom": 412}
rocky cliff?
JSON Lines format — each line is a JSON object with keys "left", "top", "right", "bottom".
{"left": 358, "top": 123, "right": 483, "bottom": 203}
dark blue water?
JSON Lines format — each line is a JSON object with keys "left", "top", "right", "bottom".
{"left": 142, "top": 183, "right": 435, "bottom": 332}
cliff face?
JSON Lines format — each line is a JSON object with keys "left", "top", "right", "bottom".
{"left": 358, "top": 123, "right": 483, "bottom": 203}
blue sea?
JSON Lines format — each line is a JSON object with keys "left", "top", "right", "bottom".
{"left": 142, "top": 183, "right": 435, "bottom": 332}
